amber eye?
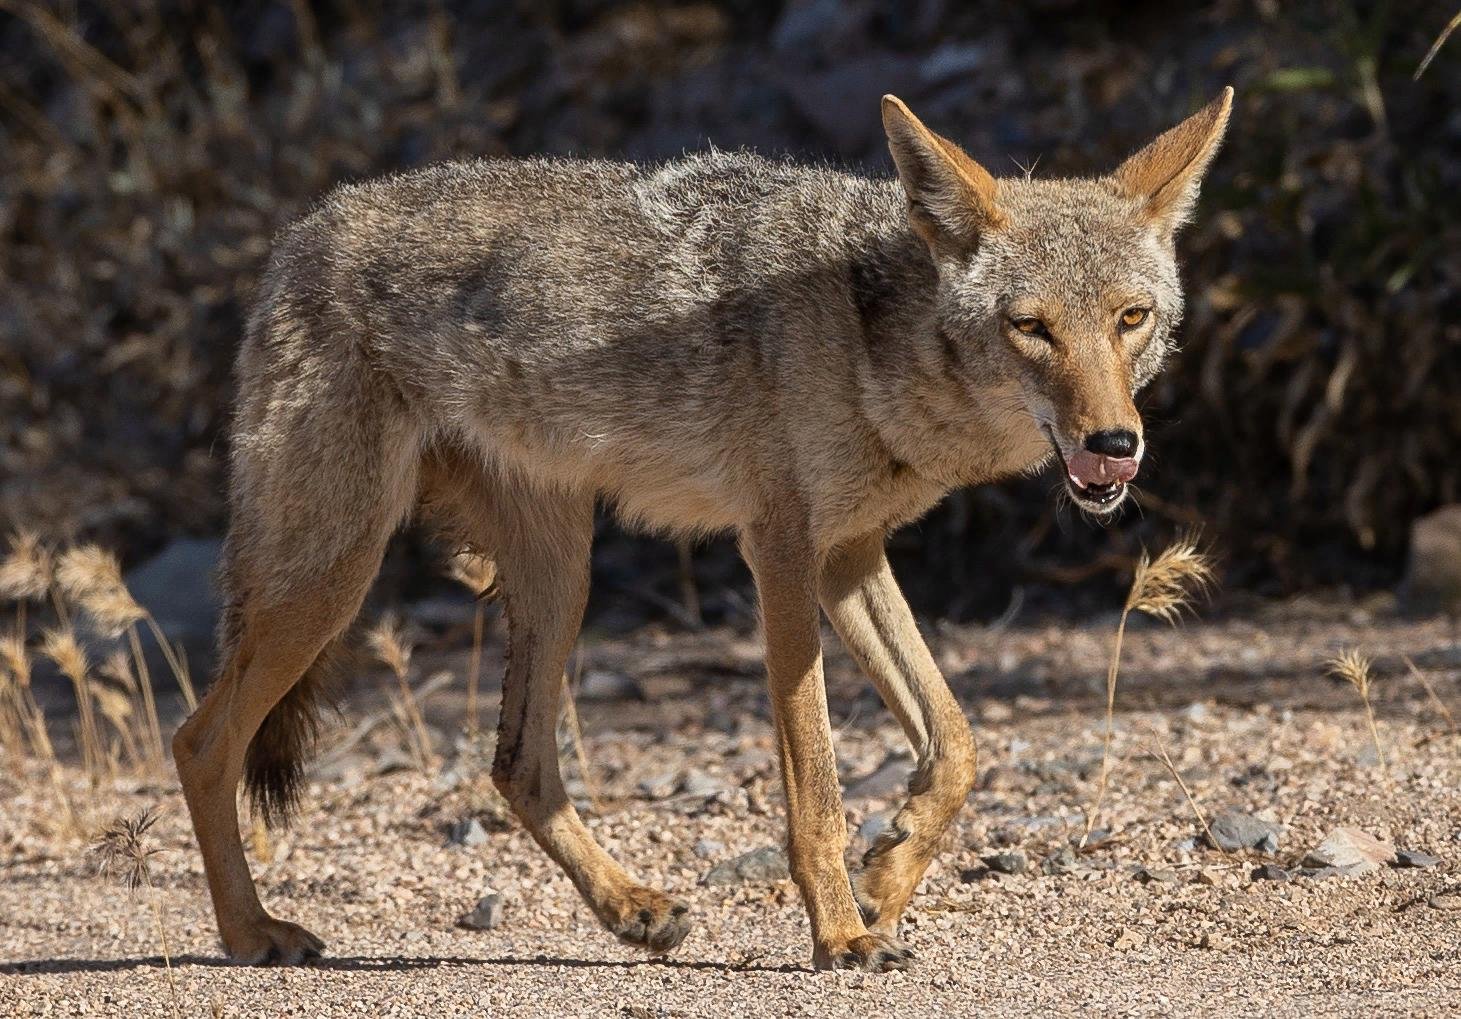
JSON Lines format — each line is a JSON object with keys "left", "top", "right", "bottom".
{"left": 1119, "top": 307, "right": 1150, "bottom": 330}
{"left": 1011, "top": 317, "right": 1050, "bottom": 339}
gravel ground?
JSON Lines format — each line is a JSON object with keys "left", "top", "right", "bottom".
{"left": 3, "top": 604, "right": 1460, "bottom": 1017}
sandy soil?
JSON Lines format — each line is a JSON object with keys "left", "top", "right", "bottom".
{"left": 3, "top": 604, "right": 1460, "bottom": 1017}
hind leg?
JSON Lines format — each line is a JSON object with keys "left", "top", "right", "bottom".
{"left": 173, "top": 379, "right": 418, "bottom": 963}
{"left": 441, "top": 470, "right": 690, "bottom": 953}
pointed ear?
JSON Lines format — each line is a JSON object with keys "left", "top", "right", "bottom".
{"left": 1112, "top": 86, "right": 1234, "bottom": 238}
{"left": 882, "top": 94, "right": 1004, "bottom": 250}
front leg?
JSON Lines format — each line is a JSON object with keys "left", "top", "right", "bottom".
{"left": 820, "top": 531, "right": 977, "bottom": 934}
{"left": 742, "top": 521, "right": 914, "bottom": 972}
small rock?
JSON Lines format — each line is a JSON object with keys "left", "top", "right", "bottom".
{"left": 373, "top": 748, "right": 416, "bottom": 776}
{"left": 702, "top": 845, "right": 789, "bottom": 887}
{"left": 456, "top": 891, "right": 505, "bottom": 930}
{"left": 1181, "top": 701, "right": 1213, "bottom": 723}
{"left": 1395, "top": 849, "right": 1441, "bottom": 869}
{"left": 1133, "top": 867, "right": 1178, "bottom": 884}
{"left": 1207, "top": 810, "right": 1282, "bottom": 854}
{"left": 692, "top": 838, "right": 725, "bottom": 860}
{"left": 983, "top": 850, "right": 1028, "bottom": 875}
{"left": 1112, "top": 928, "right": 1145, "bottom": 951}
{"left": 579, "top": 669, "right": 638, "bottom": 700}
{"left": 448, "top": 818, "right": 489, "bottom": 848}
{"left": 858, "top": 813, "right": 893, "bottom": 843}
{"left": 1251, "top": 864, "right": 1290, "bottom": 882}
{"left": 1295, "top": 864, "right": 1366, "bottom": 880}
{"left": 679, "top": 769, "right": 729, "bottom": 799}
{"left": 1302, "top": 827, "right": 1396, "bottom": 873}
{"left": 636, "top": 770, "right": 680, "bottom": 799}
{"left": 1043, "top": 847, "right": 1078, "bottom": 875}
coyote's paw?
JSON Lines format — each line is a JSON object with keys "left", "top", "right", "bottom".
{"left": 602, "top": 886, "right": 692, "bottom": 954}
{"left": 222, "top": 915, "right": 325, "bottom": 966}
{"left": 813, "top": 931, "right": 915, "bottom": 972}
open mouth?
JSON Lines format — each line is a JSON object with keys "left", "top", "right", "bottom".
{"left": 1064, "top": 474, "right": 1126, "bottom": 510}
{"left": 1043, "top": 428, "right": 1137, "bottom": 514}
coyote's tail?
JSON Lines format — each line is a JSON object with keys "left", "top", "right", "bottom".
{"left": 243, "top": 647, "right": 342, "bottom": 829}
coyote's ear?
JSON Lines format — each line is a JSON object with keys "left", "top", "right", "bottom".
{"left": 882, "top": 94, "right": 1003, "bottom": 250}
{"left": 1113, "top": 86, "right": 1234, "bottom": 239}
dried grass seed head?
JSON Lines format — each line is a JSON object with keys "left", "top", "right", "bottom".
{"left": 0, "top": 530, "right": 53, "bottom": 601}
{"left": 365, "top": 615, "right": 412, "bottom": 678}
{"left": 448, "top": 552, "right": 497, "bottom": 598}
{"left": 56, "top": 545, "right": 145, "bottom": 636}
{"left": 1328, "top": 648, "right": 1374, "bottom": 697}
{"left": 40, "top": 627, "right": 90, "bottom": 682}
{"left": 93, "top": 807, "right": 164, "bottom": 893}
{"left": 1126, "top": 535, "right": 1214, "bottom": 623}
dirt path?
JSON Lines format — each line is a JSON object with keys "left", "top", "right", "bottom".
{"left": 3, "top": 608, "right": 1460, "bottom": 1017}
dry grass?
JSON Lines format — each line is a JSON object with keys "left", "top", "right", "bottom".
{"left": 1402, "top": 654, "right": 1457, "bottom": 736}
{"left": 365, "top": 614, "right": 435, "bottom": 774}
{"left": 91, "top": 807, "right": 182, "bottom": 1019}
{"left": 1143, "top": 733, "right": 1227, "bottom": 859}
{"left": 1329, "top": 649, "right": 1386, "bottom": 768}
{"left": 1082, "top": 535, "right": 1214, "bottom": 844}
{"left": 447, "top": 552, "right": 496, "bottom": 737}
{"left": 40, "top": 626, "right": 101, "bottom": 782}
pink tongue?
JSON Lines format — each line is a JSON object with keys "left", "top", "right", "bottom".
{"left": 1067, "top": 450, "right": 1139, "bottom": 487}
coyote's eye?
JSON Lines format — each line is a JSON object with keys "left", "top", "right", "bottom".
{"left": 1011, "top": 317, "right": 1050, "bottom": 340}
{"left": 1119, "top": 307, "right": 1150, "bottom": 330}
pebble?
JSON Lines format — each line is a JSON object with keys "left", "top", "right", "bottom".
{"left": 1112, "top": 928, "right": 1145, "bottom": 951}
{"left": 1206, "top": 810, "right": 1282, "bottom": 854}
{"left": 456, "top": 891, "right": 505, "bottom": 930}
{"left": 858, "top": 813, "right": 893, "bottom": 843}
{"left": 692, "top": 838, "right": 725, "bottom": 860}
{"left": 702, "top": 845, "right": 790, "bottom": 887}
{"left": 1302, "top": 827, "right": 1396, "bottom": 873}
{"left": 679, "top": 769, "right": 730, "bottom": 799}
{"left": 1394, "top": 849, "right": 1441, "bottom": 869}
{"left": 579, "top": 669, "right": 638, "bottom": 700}
{"left": 448, "top": 818, "right": 489, "bottom": 848}
{"left": 636, "top": 770, "right": 680, "bottom": 799}
{"left": 1295, "top": 864, "right": 1366, "bottom": 880}
{"left": 983, "top": 850, "right": 1028, "bottom": 875}
{"left": 1043, "top": 847, "right": 1078, "bottom": 875}
{"left": 1250, "top": 863, "right": 1290, "bottom": 882}
{"left": 1133, "top": 866, "right": 1178, "bottom": 884}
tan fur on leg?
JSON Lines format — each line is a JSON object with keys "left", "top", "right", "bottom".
{"left": 483, "top": 483, "right": 691, "bottom": 954}
{"left": 820, "top": 531, "right": 976, "bottom": 934}
{"left": 743, "top": 519, "right": 913, "bottom": 972}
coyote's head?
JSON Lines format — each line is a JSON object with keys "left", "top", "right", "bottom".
{"left": 882, "top": 89, "right": 1232, "bottom": 514}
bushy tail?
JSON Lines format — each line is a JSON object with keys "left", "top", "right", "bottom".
{"left": 243, "top": 644, "right": 343, "bottom": 829}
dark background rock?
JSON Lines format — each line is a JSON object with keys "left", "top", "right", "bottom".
{"left": 1401, "top": 506, "right": 1461, "bottom": 615}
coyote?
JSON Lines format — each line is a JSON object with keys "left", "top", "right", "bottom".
{"left": 174, "top": 88, "right": 1232, "bottom": 971}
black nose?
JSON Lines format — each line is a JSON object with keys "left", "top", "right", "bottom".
{"left": 1085, "top": 428, "right": 1139, "bottom": 458}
